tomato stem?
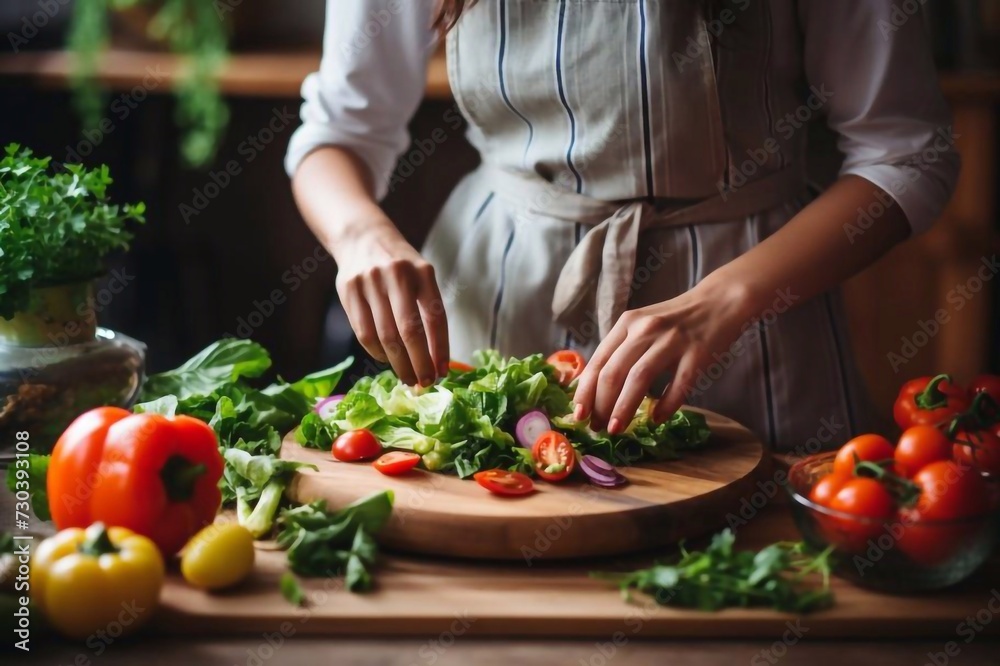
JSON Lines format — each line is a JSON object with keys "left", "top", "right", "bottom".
{"left": 853, "top": 461, "right": 921, "bottom": 507}
{"left": 914, "top": 374, "right": 953, "bottom": 411}
{"left": 78, "top": 522, "right": 119, "bottom": 557}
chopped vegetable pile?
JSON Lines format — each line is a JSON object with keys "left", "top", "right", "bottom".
{"left": 593, "top": 530, "right": 834, "bottom": 613}
{"left": 298, "top": 349, "right": 711, "bottom": 479}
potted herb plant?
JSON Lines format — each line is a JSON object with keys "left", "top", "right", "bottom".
{"left": 0, "top": 143, "right": 147, "bottom": 455}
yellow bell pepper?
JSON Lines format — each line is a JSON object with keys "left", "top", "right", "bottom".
{"left": 32, "top": 523, "right": 164, "bottom": 640}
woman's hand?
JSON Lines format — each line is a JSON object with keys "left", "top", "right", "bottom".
{"left": 573, "top": 278, "right": 754, "bottom": 433}
{"left": 333, "top": 216, "right": 450, "bottom": 387}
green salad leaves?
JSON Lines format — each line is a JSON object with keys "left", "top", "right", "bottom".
{"left": 136, "top": 339, "right": 353, "bottom": 538}
{"left": 300, "top": 349, "right": 711, "bottom": 477}
{"left": 593, "top": 530, "right": 834, "bottom": 613}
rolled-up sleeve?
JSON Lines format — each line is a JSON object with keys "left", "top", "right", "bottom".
{"left": 799, "top": 1, "right": 960, "bottom": 235}
{"left": 285, "top": 0, "right": 437, "bottom": 200}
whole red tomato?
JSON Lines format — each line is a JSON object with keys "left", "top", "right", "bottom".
{"left": 894, "top": 425, "right": 952, "bottom": 478}
{"left": 968, "top": 375, "right": 1000, "bottom": 403}
{"left": 893, "top": 375, "right": 970, "bottom": 430}
{"left": 826, "top": 478, "right": 896, "bottom": 553}
{"left": 833, "top": 434, "right": 895, "bottom": 477}
{"left": 896, "top": 460, "right": 991, "bottom": 565}
{"left": 332, "top": 430, "right": 382, "bottom": 462}
{"left": 952, "top": 428, "right": 1000, "bottom": 477}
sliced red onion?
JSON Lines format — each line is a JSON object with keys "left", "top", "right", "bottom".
{"left": 579, "top": 455, "right": 628, "bottom": 487}
{"left": 515, "top": 410, "right": 551, "bottom": 448}
{"left": 580, "top": 454, "right": 616, "bottom": 474}
{"left": 315, "top": 394, "right": 346, "bottom": 419}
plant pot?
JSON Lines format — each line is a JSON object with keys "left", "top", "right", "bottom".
{"left": 0, "top": 281, "right": 146, "bottom": 458}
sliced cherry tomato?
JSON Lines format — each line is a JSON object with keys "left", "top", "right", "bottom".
{"left": 893, "top": 374, "right": 970, "bottom": 430}
{"left": 373, "top": 451, "right": 421, "bottom": 476}
{"left": 832, "top": 434, "right": 895, "bottom": 477}
{"left": 953, "top": 428, "right": 1000, "bottom": 476}
{"left": 332, "top": 429, "right": 382, "bottom": 462}
{"left": 474, "top": 469, "right": 535, "bottom": 496}
{"left": 808, "top": 473, "right": 848, "bottom": 508}
{"left": 531, "top": 430, "right": 577, "bottom": 482}
{"left": 546, "top": 350, "right": 586, "bottom": 386}
{"left": 894, "top": 425, "right": 953, "bottom": 478}
{"left": 826, "top": 477, "right": 896, "bottom": 553}
{"left": 448, "top": 360, "right": 476, "bottom": 373}
{"left": 969, "top": 375, "right": 1000, "bottom": 403}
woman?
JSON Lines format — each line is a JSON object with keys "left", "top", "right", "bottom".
{"left": 286, "top": 0, "right": 958, "bottom": 449}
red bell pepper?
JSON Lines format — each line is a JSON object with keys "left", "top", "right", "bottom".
{"left": 48, "top": 407, "right": 223, "bottom": 556}
{"left": 892, "top": 374, "right": 969, "bottom": 430}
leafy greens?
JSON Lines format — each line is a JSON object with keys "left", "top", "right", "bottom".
{"left": 0, "top": 144, "right": 146, "bottom": 320}
{"left": 135, "top": 339, "right": 353, "bottom": 538}
{"left": 592, "top": 530, "right": 834, "bottom": 613}
{"left": 299, "top": 350, "right": 711, "bottom": 477}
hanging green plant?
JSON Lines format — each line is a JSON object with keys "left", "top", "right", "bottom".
{"left": 68, "top": 0, "right": 230, "bottom": 166}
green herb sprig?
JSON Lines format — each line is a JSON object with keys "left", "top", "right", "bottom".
{"left": 0, "top": 144, "right": 145, "bottom": 320}
{"left": 592, "top": 530, "right": 834, "bottom": 613}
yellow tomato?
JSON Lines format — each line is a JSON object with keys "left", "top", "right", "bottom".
{"left": 181, "top": 523, "right": 255, "bottom": 590}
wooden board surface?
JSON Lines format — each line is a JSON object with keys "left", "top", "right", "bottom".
{"left": 153, "top": 505, "right": 1000, "bottom": 640}
{"left": 282, "top": 408, "right": 768, "bottom": 559}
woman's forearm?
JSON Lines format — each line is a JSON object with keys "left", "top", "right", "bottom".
{"left": 702, "top": 175, "right": 911, "bottom": 319}
{"left": 291, "top": 146, "right": 395, "bottom": 260}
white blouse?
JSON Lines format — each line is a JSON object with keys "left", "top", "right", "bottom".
{"left": 285, "top": 0, "right": 959, "bottom": 235}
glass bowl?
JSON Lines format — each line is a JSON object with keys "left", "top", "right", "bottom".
{"left": 786, "top": 452, "right": 1000, "bottom": 592}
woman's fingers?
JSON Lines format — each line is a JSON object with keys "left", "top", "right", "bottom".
{"left": 590, "top": 332, "right": 654, "bottom": 432}
{"left": 363, "top": 274, "right": 418, "bottom": 386}
{"left": 572, "top": 323, "right": 628, "bottom": 422}
{"left": 608, "top": 338, "right": 681, "bottom": 434}
{"left": 415, "top": 263, "right": 451, "bottom": 378}
{"left": 386, "top": 265, "right": 437, "bottom": 386}
{"left": 340, "top": 280, "right": 387, "bottom": 363}
{"left": 652, "top": 352, "right": 701, "bottom": 424}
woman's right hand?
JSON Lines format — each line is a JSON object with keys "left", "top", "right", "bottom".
{"left": 332, "top": 217, "right": 450, "bottom": 387}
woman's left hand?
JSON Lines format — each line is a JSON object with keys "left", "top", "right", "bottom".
{"left": 573, "top": 278, "right": 755, "bottom": 433}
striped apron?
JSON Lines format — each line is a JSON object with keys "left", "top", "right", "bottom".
{"left": 422, "top": 0, "right": 880, "bottom": 450}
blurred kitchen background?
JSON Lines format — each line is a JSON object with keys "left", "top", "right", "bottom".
{"left": 0, "top": 0, "right": 998, "bottom": 417}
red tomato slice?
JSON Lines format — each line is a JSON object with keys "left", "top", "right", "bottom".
{"left": 546, "top": 350, "right": 585, "bottom": 386}
{"left": 373, "top": 451, "right": 420, "bottom": 476}
{"left": 448, "top": 360, "right": 476, "bottom": 373}
{"left": 332, "top": 429, "right": 382, "bottom": 462}
{"left": 474, "top": 469, "right": 535, "bottom": 496}
{"left": 531, "top": 430, "right": 576, "bottom": 482}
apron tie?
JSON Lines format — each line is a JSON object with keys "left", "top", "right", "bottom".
{"left": 484, "top": 165, "right": 807, "bottom": 341}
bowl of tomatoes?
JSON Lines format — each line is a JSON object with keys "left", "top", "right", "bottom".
{"left": 786, "top": 428, "right": 1000, "bottom": 593}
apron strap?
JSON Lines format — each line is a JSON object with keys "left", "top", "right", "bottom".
{"left": 483, "top": 164, "right": 807, "bottom": 340}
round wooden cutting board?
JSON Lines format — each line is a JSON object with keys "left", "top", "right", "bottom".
{"left": 282, "top": 407, "right": 767, "bottom": 560}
